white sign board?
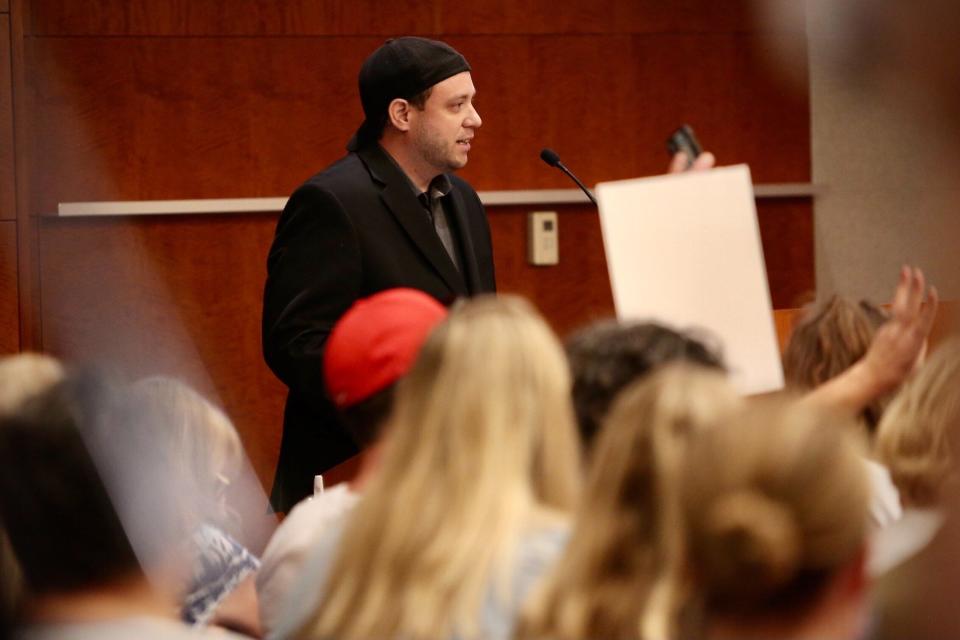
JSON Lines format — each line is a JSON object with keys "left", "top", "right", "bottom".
{"left": 595, "top": 164, "right": 784, "bottom": 394}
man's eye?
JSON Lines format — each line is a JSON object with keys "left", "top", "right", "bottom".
{"left": 451, "top": 102, "right": 464, "bottom": 111}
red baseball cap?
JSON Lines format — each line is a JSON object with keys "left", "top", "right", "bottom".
{"left": 324, "top": 288, "right": 448, "bottom": 409}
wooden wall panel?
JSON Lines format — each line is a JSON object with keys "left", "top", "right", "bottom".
{"left": 22, "top": 0, "right": 813, "bottom": 501}
{"left": 34, "top": 197, "right": 810, "bottom": 486}
{"left": 28, "top": 0, "right": 764, "bottom": 36}
{"left": 1, "top": 14, "right": 14, "bottom": 220}
{"left": 491, "top": 198, "right": 812, "bottom": 339}
{"left": 28, "top": 0, "right": 435, "bottom": 36}
{"left": 25, "top": 36, "right": 376, "bottom": 213}
{"left": 491, "top": 204, "right": 614, "bottom": 338}
{"left": 456, "top": 32, "right": 809, "bottom": 188}
{"left": 0, "top": 221, "right": 18, "bottom": 354}
{"left": 25, "top": 33, "right": 808, "bottom": 213}
{"left": 38, "top": 214, "right": 286, "bottom": 489}
{"left": 756, "top": 198, "right": 815, "bottom": 309}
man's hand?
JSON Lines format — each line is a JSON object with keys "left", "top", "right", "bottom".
{"left": 668, "top": 150, "right": 716, "bottom": 174}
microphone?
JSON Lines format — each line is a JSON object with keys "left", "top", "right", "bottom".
{"left": 539, "top": 148, "right": 597, "bottom": 205}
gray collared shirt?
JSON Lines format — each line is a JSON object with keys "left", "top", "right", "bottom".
{"left": 379, "top": 147, "right": 463, "bottom": 272}
{"left": 417, "top": 174, "right": 463, "bottom": 273}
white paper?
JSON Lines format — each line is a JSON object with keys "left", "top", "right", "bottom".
{"left": 595, "top": 164, "right": 784, "bottom": 394}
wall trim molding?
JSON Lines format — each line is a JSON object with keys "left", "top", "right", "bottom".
{"left": 56, "top": 184, "right": 818, "bottom": 217}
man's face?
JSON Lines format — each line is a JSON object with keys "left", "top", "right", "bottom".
{"left": 408, "top": 71, "right": 482, "bottom": 174}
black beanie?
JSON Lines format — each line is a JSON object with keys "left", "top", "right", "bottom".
{"left": 347, "top": 37, "right": 471, "bottom": 151}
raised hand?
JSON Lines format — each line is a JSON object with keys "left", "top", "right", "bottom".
{"left": 861, "top": 265, "right": 938, "bottom": 393}
{"left": 804, "top": 266, "right": 938, "bottom": 413}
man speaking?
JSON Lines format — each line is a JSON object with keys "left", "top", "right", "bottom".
{"left": 262, "top": 38, "right": 496, "bottom": 511}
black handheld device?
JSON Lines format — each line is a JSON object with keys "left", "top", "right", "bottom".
{"left": 666, "top": 125, "right": 703, "bottom": 166}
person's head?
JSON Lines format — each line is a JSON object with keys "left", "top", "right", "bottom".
{"left": 875, "top": 339, "right": 960, "bottom": 508}
{"left": 323, "top": 288, "right": 448, "bottom": 448}
{"left": 517, "top": 365, "right": 740, "bottom": 640}
{"left": 0, "top": 353, "right": 65, "bottom": 416}
{"left": 0, "top": 373, "right": 141, "bottom": 597}
{"left": 304, "top": 294, "right": 581, "bottom": 640}
{"left": 351, "top": 37, "right": 481, "bottom": 176}
{"left": 0, "top": 354, "right": 65, "bottom": 621}
{"left": 783, "top": 295, "right": 889, "bottom": 432}
{"left": 680, "top": 399, "right": 870, "bottom": 639}
{"left": 565, "top": 319, "right": 725, "bottom": 451}
{"left": 126, "top": 377, "right": 242, "bottom": 530}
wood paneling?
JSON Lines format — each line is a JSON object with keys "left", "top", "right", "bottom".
{"left": 25, "top": 32, "right": 808, "bottom": 213}
{"left": 26, "top": 36, "right": 376, "bottom": 213}
{"left": 38, "top": 213, "right": 286, "bottom": 489}
{"left": 457, "top": 32, "right": 809, "bottom": 188}
{"left": 13, "top": 0, "right": 40, "bottom": 350}
{"left": 756, "top": 198, "right": 815, "bottom": 309}
{"left": 491, "top": 198, "right": 812, "bottom": 339}
{"left": 0, "top": 0, "right": 8, "bottom": 14}
{"left": 491, "top": 204, "right": 614, "bottom": 337}
{"left": 34, "top": 196, "right": 811, "bottom": 482}
{"left": 22, "top": 0, "right": 813, "bottom": 499}
{"left": 28, "top": 1, "right": 434, "bottom": 37}
{"left": 1, "top": 14, "right": 15, "bottom": 220}
{"left": 0, "top": 221, "right": 18, "bottom": 354}
{"left": 28, "top": 0, "right": 766, "bottom": 37}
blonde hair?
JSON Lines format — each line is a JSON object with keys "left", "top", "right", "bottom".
{"left": 303, "top": 295, "right": 581, "bottom": 640}
{"left": 127, "top": 377, "right": 243, "bottom": 529}
{"left": 517, "top": 365, "right": 740, "bottom": 640}
{"left": 875, "top": 339, "right": 960, "bottom": 507}
{"left": 0, "top": 353, "right": 64, "bottom": 416}
{"left": 681, "top": 399, "right": 869, "bottom": 622}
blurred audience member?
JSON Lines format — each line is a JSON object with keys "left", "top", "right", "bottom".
{"left": 870, "top": 339, "right": 960, "bottom": 576}
{"left": 0, "top": 354, "right": 65, "bottom": 637}
{"left": 805, "top": 266, "right": 937, "bottom": 415}
{"left": 760, "top": 2, "right": 960, "bottom": 636}
{"left": 680, "top": 399, "right": 871, "bottom": 640}
{"left": 784, "top": 295, "right": 891, "bottom": 432}
{"left": 127, "top": 377, "right": 261, "bottom": 636}
{"left": 517, "top": 365, "right": 739, "bottom": 640}
{"left": 0, "top": 373, "right": 245, "bottom": 639}
{"left": 565, "top": 320, "right": 724, "bottom": 452}
{"left": 256, "top": 288, "right": 447, "bottom": 633}
{"left": 783, "top": 295, "right": 903, "bottom": 527}
{"left": 800, "top": 267, "right": 938, "bottom": 528}
{"left": 0, "top": 354, "right": 64, "bottom": 416}
{"left": 280, "top": 295, "right": 581, "bottom": 640}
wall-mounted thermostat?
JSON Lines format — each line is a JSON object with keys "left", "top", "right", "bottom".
{"left": 527, "top": 211, "right": 559, "bottom": 266}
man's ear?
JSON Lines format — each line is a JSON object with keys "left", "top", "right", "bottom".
{"left": 387, "top": 98, "right": 413, "bottom": 132}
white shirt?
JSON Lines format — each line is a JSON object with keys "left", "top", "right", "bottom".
{"left": 255, "top": 484, "right": 360, "bottom": 635}
{"left": 865, "top": 458, "right": 903, "bottom": 529}
{"left": 868, "top": 507, "right": 944, "bottom": 577}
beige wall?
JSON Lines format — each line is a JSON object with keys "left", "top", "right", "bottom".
{"left": 808, "top": 11, "right": 960, "bottom": 303}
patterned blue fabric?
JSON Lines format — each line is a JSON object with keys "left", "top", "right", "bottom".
{"left": 182, "top": 524, "right": 260, "bottom": 626}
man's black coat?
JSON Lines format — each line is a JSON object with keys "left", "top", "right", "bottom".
{"left": 262, "top": 144, "right": 496, "bottom": 511}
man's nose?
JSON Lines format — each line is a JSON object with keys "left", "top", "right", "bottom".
{"left": 466, "top": 104, "right": 482, "bottom": 128}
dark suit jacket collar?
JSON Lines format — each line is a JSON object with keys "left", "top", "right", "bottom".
{"left": 357, "top": 145, "right": 470, "bottom": 295}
